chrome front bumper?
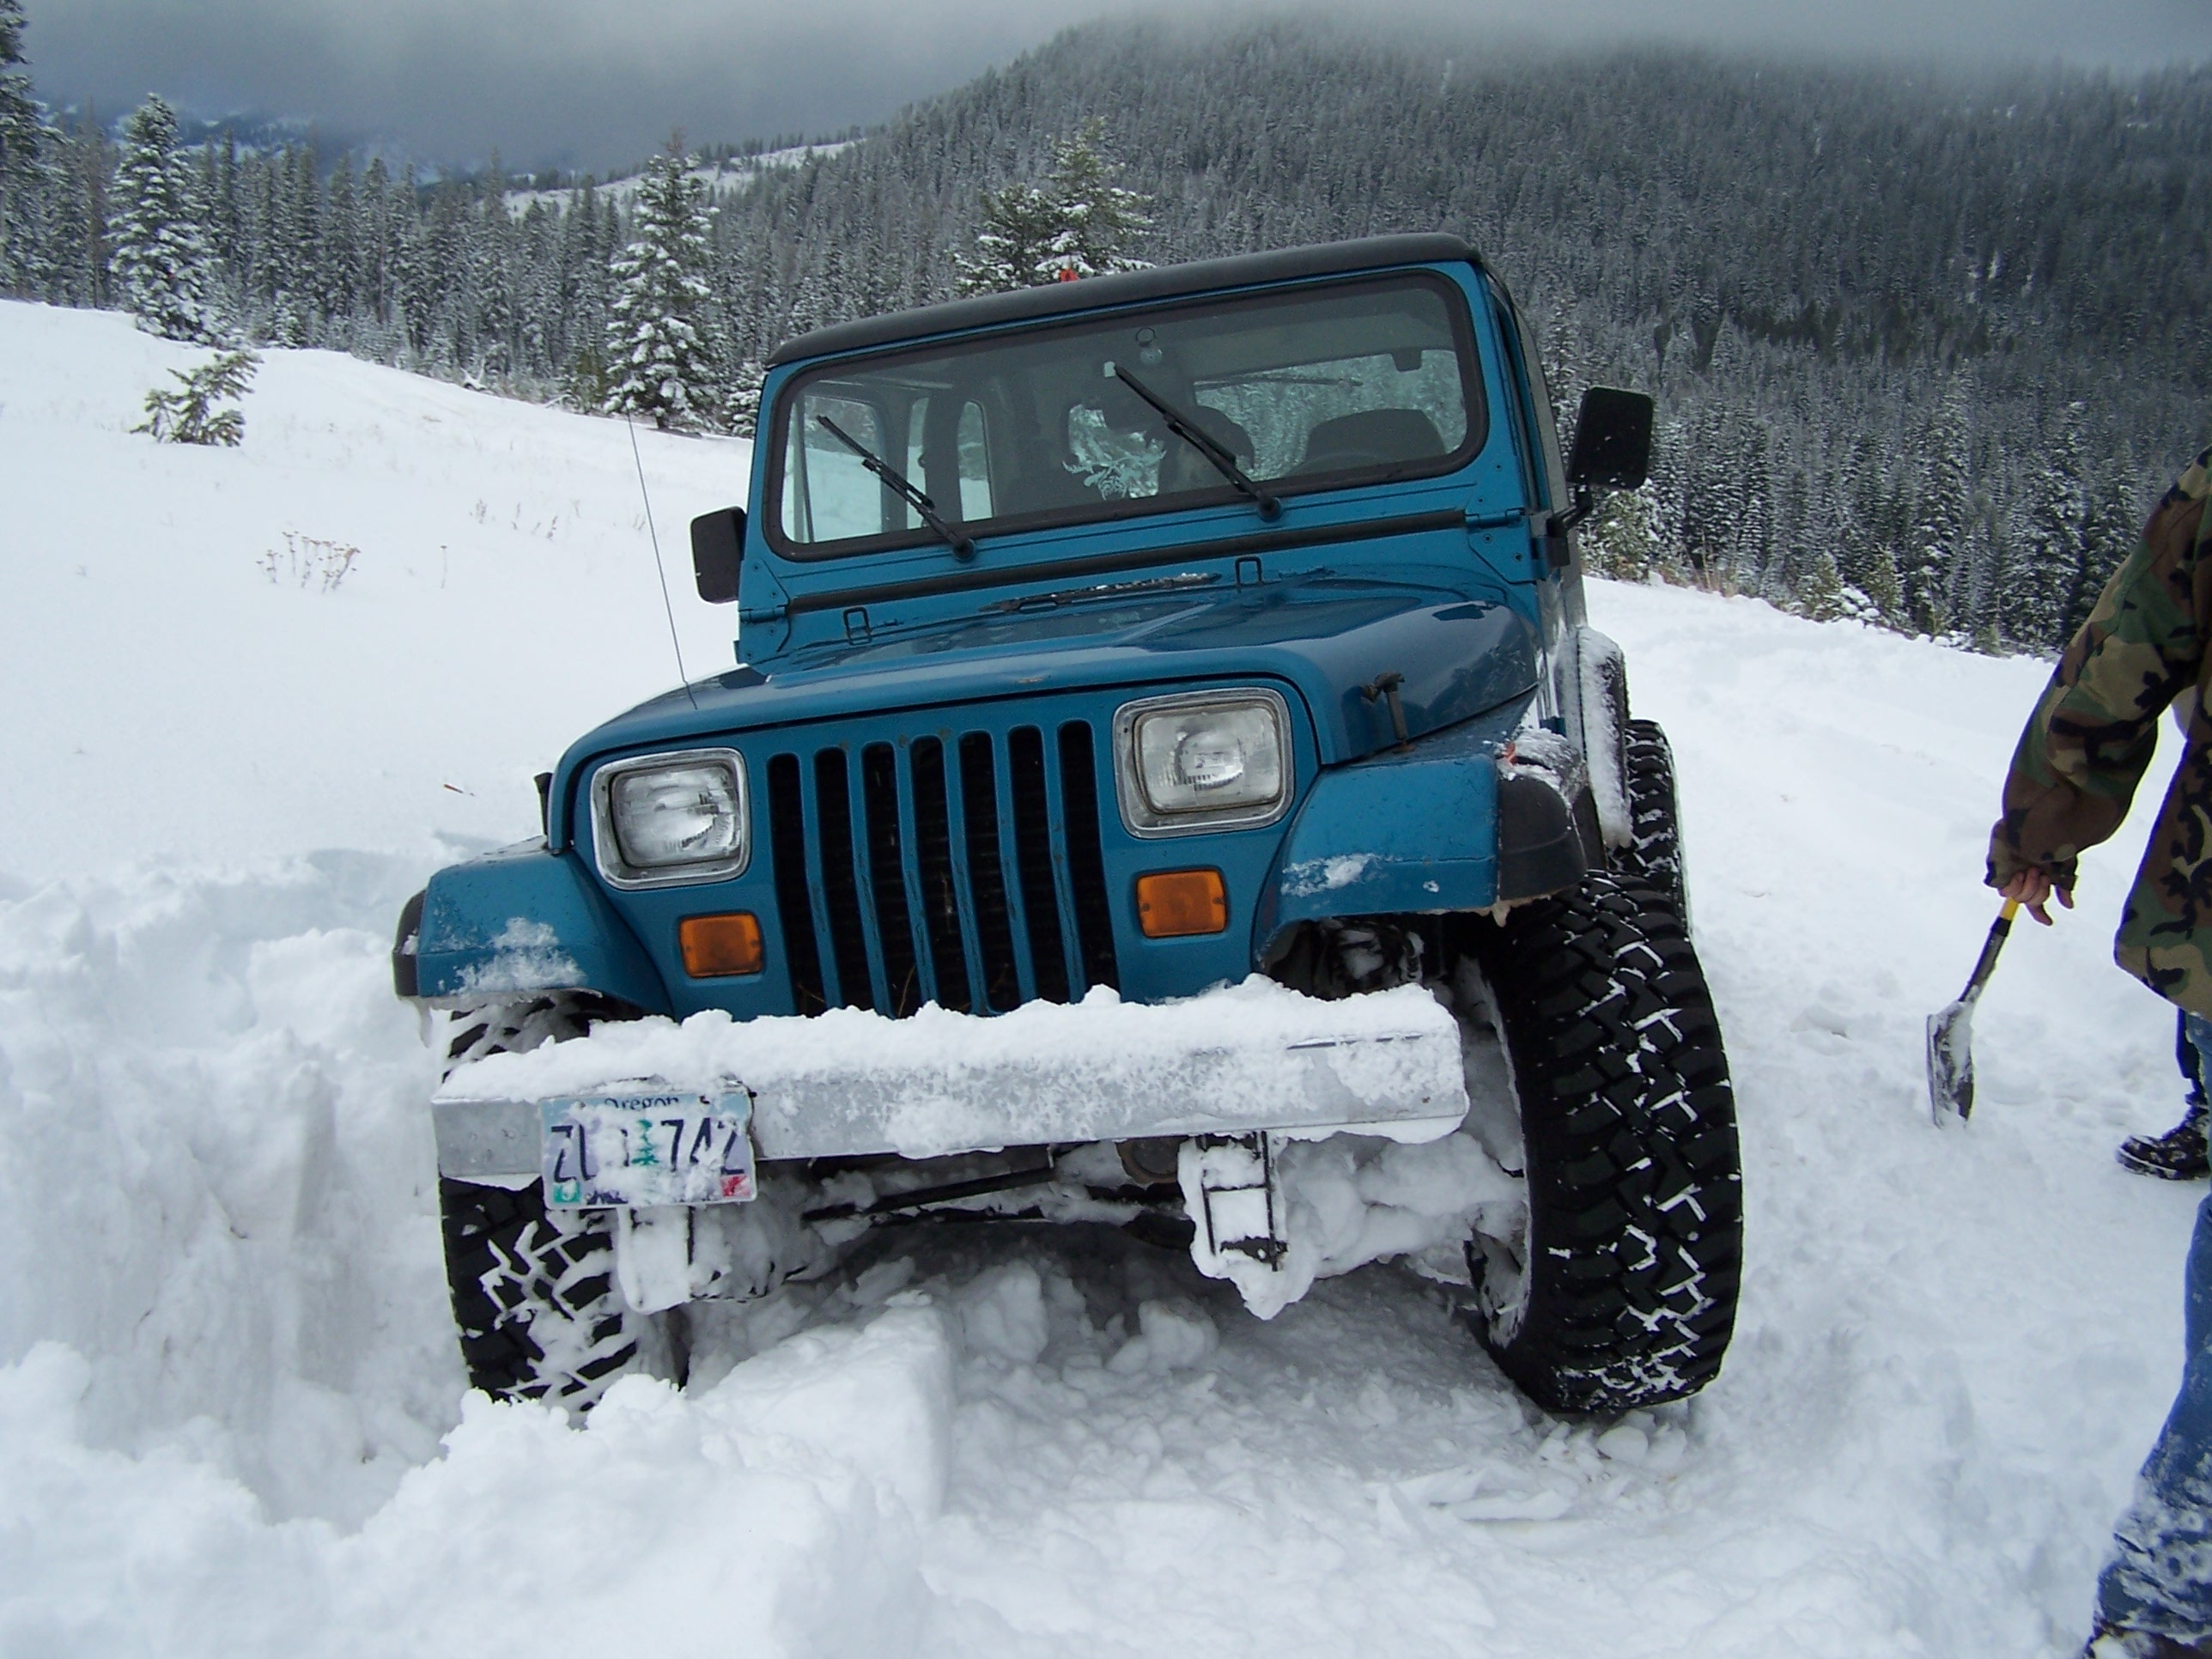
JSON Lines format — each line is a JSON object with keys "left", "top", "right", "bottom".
{"left": 431, "top": 981, "right": 1471, "bottom": 1180}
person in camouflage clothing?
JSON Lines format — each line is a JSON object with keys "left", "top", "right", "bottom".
{"left": 1991, "top": 441, "right": 2212, "bottom": 1177}
{"left": 1990, "top": 443, "right": 2212, "bottom": 1658}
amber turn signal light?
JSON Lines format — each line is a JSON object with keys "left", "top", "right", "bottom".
{"left": 678, "top": 912, "right": 764, "bottom": 977}
{"left": 1135, "top": 869, "right": 1228, "bottom": 939}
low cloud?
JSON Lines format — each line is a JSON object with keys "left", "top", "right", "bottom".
{"left": 29, "top": 0, "right": 2212, "bottom": 173}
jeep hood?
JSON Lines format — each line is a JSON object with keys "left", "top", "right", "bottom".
{"left": 548, "top": 574, "right": 1537, "bottom": 846}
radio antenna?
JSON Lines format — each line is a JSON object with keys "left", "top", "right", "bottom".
{"left": 624, "top": 411, "right": 699, "bottom": 711}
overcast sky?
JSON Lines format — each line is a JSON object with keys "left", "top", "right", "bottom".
{"left": 27, "top": 0, "right": 2212, "bottom": 174}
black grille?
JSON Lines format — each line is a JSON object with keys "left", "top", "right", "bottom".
{"left": 768, "top": 722, "right": 1120, "bottom": 1017}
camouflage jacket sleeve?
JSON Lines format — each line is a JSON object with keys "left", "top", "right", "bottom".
{"left": 1987, "top": 449, "right": 2212, "bottom": 890}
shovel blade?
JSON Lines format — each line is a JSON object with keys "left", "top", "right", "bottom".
{"left": 1926, "top": 998, "right": 1978, "bottom": 1123}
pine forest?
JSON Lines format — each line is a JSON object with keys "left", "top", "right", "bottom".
{"left": 5, "top": 7, "right": 2209, "bottom": 651}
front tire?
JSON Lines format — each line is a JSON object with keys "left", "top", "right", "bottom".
{"left": 441, "top": 1176, "right": 640, "bottom": 1407}
{"left": 1462, "top": 872, "right": 1740, "bottom": 1412}
{"left": 1616, "top": 718, "right": 1689, "bottom": 924}
{"left": 438, "top": 994, "right": 645, "bottom": 1407}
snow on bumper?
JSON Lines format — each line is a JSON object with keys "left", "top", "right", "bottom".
{"left": 431, "top": 977, "right": 1468, "bottom": 1175}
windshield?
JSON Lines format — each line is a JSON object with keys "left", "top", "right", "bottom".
{"left": 768, "top": 271, "right": 1485, "bottom": 558}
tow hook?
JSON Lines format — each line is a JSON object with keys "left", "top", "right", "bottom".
{"left": 1184, "top": 1133, "right": 1287, "bottom": 1268}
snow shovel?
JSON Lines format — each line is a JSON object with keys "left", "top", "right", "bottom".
{"left": 1926, "top": 898, "right": 2021, "bottom": 1124}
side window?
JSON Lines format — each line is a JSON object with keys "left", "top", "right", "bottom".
{"left": 957, "top": 402, "right": 994, "bottom": 520}
{"left": 781, "top": 391, "right": 885, "bottom": 544}
{"left": 1497, "top": 284, "right": 1566, "bottom": 512}
{"left": 903, "top": 395, "right": 993, "bottom": 526}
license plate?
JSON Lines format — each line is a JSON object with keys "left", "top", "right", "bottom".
{"left": 539, "top": 1085, "right": 757, "bottom": 1208}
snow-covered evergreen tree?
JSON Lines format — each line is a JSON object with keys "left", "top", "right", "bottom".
{"left": 1796, "top": 545, "right": 1847, "bottom": 622}
{"left": 1905, "top": 385, "right": 1971, "bottom": 635}
{"left": 265, "top": 140, "right": 317, "bottom": 344}
{"left": 2063, "top": 459, "right": 2143, "bottom": 642}
{"left": 1641, "top": 415, "right": 1688, "bottom": 574}
{"left": 109, "top": 95, "right": 219, "bottom": 342}
{"left": 605, "top": 147, "right": 720, "bottom": 431}
{"left": 726, "top": 357, "right": 766, "bottom": 438}
{"left": 132, "top": 347, "right": 257, "bottom": 445}
{"left": 1836, "top": 436, "right": 1909, "bottom": 626}
{"left": 1997, "top": 399, "right": 2086, "bottom": 649}
{"left": 957, "top": 121, "right": 1150, "bottom": 295}
{"left": 0, "top": 0, "right": 46, "bottom": 295}
{"left": 1677, "top": 403, "right": 1730, "bottom": 582}
{"left": 319, "top": 153, "right": 356, "bottom": 325}
{"left": 1581, "top": 487, "right": 1656, "bottom": 580}
{"left": 472, "top": 175, "right": 517, "bottom": 380}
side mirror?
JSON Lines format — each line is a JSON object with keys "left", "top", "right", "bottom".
{"left": 690, "top": 507, "right": 744, "bottom": 604}
{"left": 1565, "top": 387, "right": 1655, "bottom": 491}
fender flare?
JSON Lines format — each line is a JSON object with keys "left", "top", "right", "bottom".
{"left": 395, "top": 841, "right": 669, "bottom": 1012}
{"left": 1254, "top": 711, "right": 1585, "bottom": 954}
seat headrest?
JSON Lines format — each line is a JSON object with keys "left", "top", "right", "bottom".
{"left": 1298, "top": 409, "right": 1447, "bottom": 471}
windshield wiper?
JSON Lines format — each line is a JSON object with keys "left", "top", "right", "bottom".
{"left": 815, "top": 415, "right": 975, "bottom": 561}
{"left": 1113, "top": 365, "right": 1281, "bottom": 522}
{"left": 981, "top": 570, "right": 1219, "bottom": 614}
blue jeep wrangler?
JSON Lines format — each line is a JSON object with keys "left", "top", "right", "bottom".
{"left": 395, "top": 234, "right": 1739, "bottom": 1415}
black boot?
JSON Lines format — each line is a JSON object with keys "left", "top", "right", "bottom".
{"left": 2118, "top": 1096, "right": 2211, "bottom": 1182}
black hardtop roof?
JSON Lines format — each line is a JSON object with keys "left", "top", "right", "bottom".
{"left": 766, "top": 233, "right": 1483, "bottom": 368}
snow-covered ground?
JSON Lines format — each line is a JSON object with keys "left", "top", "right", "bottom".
{"left": 0, "top": 300, "right": 2197, "bottom": 1656}
{"left": 503, "top": 143, "right": 858, "bottom": 215}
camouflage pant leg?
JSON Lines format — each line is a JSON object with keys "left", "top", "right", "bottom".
{"left": 2098, "top": 1191, "right": 2212, "bottom": 1640}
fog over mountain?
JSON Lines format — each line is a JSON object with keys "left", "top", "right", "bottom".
{"left": 29, "top": 0, "right": 2212, "bottom": 172}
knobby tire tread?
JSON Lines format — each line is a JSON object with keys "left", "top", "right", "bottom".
{"left": 1619, "top": 718, "right": 1689, "bottom": 922}
{"left": 437, "top": 994, "right": 641, "bottom": 1408}
{"left": 1472, "top": 871, "right": 1741, "bottom": 1412}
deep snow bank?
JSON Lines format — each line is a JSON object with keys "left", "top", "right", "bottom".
{"left": 3, "top": 301, "right": 2206, "bottom": 1656}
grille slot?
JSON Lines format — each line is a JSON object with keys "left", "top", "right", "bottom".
{"left": 909, "top": 737, "right": 974, "bottom": 1014}
{"left": 860, "top": 742, "right": 923, "bottom": 1018}
{"left": 811, "top": 749, "right": 875, "bottom": 1011}
{"left": 766, "top": 753, "right": 828, "bottom": 1016}
{"left": 1058, "top": 721, "right": 1121, "bottom": 993}
{"left": 959, "top": 732, "right": 1024, "bottom": 1013}
{"left": 1008, "top": 726, "right": 1071, "bottom": 1004}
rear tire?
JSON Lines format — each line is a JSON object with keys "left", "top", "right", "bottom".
{"left": 438, "top": 993, "right": 645, "bottom": 1408}
{"left": 1462, "top": 872, "right": 1740, "bottom": 1412}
